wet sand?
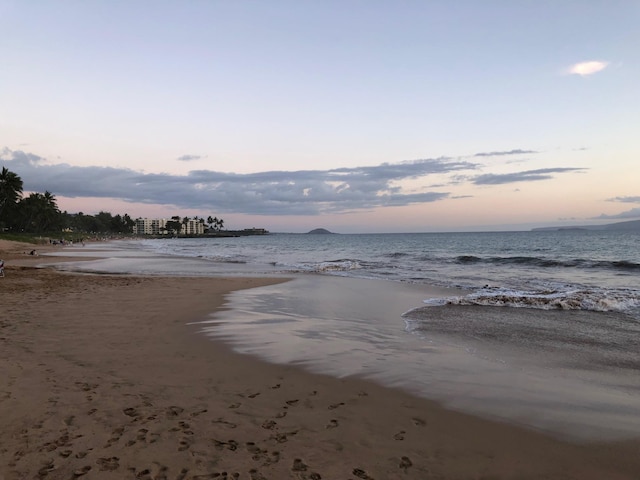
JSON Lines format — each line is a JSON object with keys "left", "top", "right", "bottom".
{"left": 1, "top": 240, "right": 640, "bottom": 479}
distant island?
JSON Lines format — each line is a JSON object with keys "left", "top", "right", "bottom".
{"left": 307, "top": 228, "right": 334, "bottom": 234}
{"left": 532, "top": 219, "right": 640, "bottom": 232}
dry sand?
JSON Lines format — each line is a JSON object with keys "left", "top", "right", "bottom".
{"left": 1, "top": 240, "right": 639, "bottom": 479}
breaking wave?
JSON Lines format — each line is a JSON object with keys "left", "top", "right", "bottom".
{"left": 420, "top": 286, "right": 640, "bottom": 314}
{"left": 454, "top": 255, "right": 640, "bottom": 271}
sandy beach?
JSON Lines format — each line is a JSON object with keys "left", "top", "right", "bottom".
{"left": 1, "top": 240, "right": 639, "bottom": 480}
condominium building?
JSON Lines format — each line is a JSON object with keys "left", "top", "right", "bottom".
{"left": 133, "top": 218, "right": 205, "bottom": 235}
{"left": 134, "top": 218, "right": 168, "bottom": 235}
{"left": 181, "top": 218, "right": 205, "bottom": 235}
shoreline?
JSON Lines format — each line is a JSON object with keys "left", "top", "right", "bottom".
{"left": 1, "top": 242, "right": 640, "bottom": 478}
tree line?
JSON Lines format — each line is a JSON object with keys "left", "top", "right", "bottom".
{"left": 0, "top": 167, "right": 224, "bottom": 235}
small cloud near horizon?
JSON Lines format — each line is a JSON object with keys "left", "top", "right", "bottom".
{"left": 177, "top": 154, "right": 204, "bottom": 162}
{"left": 593, "top": 207, "right": 640, "bottom": 220}
{"left": 473, "top": 167, "right": 587, "bottom": 185}
{"left": 473, "top": 149, "right": 538, "bottom": 157}
{"left": 607, "top": 196, "right": 640, "bottom": 204}
{"left": 566, "top": 60, "right": 609, "bottom": 76}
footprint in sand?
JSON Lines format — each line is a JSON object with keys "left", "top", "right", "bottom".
{"left": 269, "top": 451, "right": 281, "bottom": 465}
{"left": 189, "top": 407, "right": 208, "bottom": 417}
{"left": 271, "top": 430, "right": 298, "bottom": 443}
{"left": 192, "top": 474, "right": 232, "bottom": 480}
{"left": 75, "top": 450, "right": 91, "bottom": 459}
{"left": 352, "top": 468, "right": 374, "bottom": 479}
{"left": 412, "top": 417, "right": 426, "bottom": 427}
{"left": 292, "top": 458, "right": 308, "bottom": 472}
{"left": 328, "top": 402, "right": 345, "bottom": 410}
{"left": 261, "top": 420, "right": 277, "bottom": 430}
{"left": 178, "top": 436, "right": 192, "bottom": 451}
{"left": 37, "top": 459, "right": 55, "bottom": 477}
{"left": 393, "top": 430, "right": 406, "bottom": 440}
{"left": 246, "top": 443, "right": 282, "bottom": 466}
{"left": 72, "top": 465, "right": 92, "bottom": 477}
{"left": 246, "top": 442, "right": 264, "bottom": 454}
{"left": 153, "top": 465, "right": 169, "bottom": 480}
{"left": 212, "top": 439, "right": 239, "bottom": 451}
{"left": 105, "top": 427, "right": 125, "bottom": 447}
{"left": 166, "top": 406, "right": 185, "bottom": 417}
{"left": 212, "top": 417, "right": 238, "bottom": 428}
{"left": 399, "top": 456, "right": 413, "bottom": 472}
{"left": 133, "top": 468, "right": 153, "bottom": 480}
{"left": 249, "top": 469, "right": 268, "bottom": 480}
{"left": 75, "top": 382, "right": 90, "bottom": 392}
{"left": 325, "top": 419, "right": 339, "bottom": 429}
{"left": 123, "top": 407, "right": 139, "bottom": 418}
{"left": 96, "top": 456, "right": 120, "bottom": 471}
{"left": 175, "top": 467, "right": 190, "bottom": 480}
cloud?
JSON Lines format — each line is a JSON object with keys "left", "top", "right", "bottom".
{"left": 177, "top": 154, "right": 204, "bottom": 162}
{"left": 593, "top": 208, "right": 640, "bottom": 220}
{"left": 473, "top": 168, "right": 587, "bottom": 185}
{"left": 1, "top": 148, "right": 478, "bottom": 216}
{"left": 607, "top": 196, "right": 640, "bottom": 204}
{"left": 566, "top": 61, "right": 608, "bottom": 76}
{"left": 1, "top": 147, "right": 46, "bottom": 165}
{"left": 473, "top": 149, "right": 538, "bottom": 157}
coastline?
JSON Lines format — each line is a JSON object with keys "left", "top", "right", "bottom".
{"left": 1, "top": 242, "right": 640, "bottom": 479}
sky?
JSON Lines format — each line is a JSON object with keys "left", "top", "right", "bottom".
{"left": 1, "top": 0, "right": 639, "bottom": 233}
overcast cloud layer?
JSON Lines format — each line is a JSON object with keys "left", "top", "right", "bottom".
{"left": 1, "top": 147, "right": 593, "bottom": 217}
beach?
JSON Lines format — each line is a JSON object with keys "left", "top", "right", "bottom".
{"left": 1, "top": 241, "right": 640, "bottom": 479}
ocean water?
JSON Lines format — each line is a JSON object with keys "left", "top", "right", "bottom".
{"left": 134, "top": 230, "right": 640, "bottom": 315}
{"left": 51, "top": 230, "right": 640, "bottom": 440}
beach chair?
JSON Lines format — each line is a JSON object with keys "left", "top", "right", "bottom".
{"left": 0, "top": 259, "right": 4, "bottom": 278}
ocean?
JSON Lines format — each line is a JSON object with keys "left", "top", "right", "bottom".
{"left": 52, "top": 230, "right": 640, "bottom": 441}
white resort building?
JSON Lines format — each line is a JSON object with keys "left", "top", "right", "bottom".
{"left": 133, "top": 218, "right": 205, "bottom": 236}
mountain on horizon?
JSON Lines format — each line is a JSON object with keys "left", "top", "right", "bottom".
{"left": 532, "top": 219, "right": 640, "bottom": 231}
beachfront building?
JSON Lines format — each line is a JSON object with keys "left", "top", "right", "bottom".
{"left": 133, "top": 217, "right": 205, "bottom": 236}
{"left": 181, "top": 218, "right": 205, "bottom": 235}
{"left": 134, "top": 218, "right": 169, "bottom": 235}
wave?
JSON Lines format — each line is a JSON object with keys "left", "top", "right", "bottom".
{"left": 418, "top": 286, "right": 640, "bottom": 314}
{"left": 289, "top": 258, "right": 363, "bottom": 273}
{"left": 383, "top": 252, "right": 410, "bottom": 258}
{"left": 454, "top": 255, "right": 640, "bottom": 271}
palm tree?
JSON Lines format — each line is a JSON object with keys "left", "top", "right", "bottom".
{"left": 17, "top": 191, "right": 61, "bottom": 233}
{"left": 0, "top": 167, "right": 24, "bottom": 227}
{"left": 41, "top": 191, "right": 61, "bottom": 231}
